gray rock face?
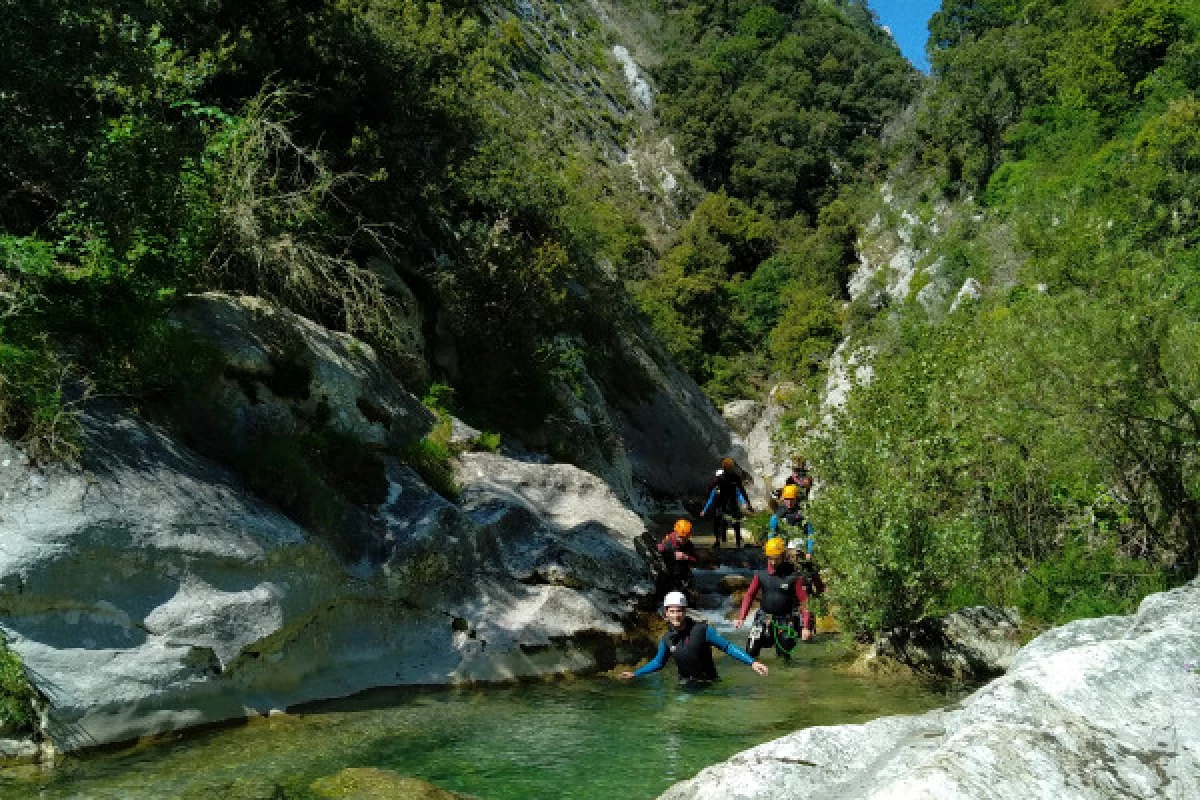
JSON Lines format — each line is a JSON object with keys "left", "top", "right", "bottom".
{"left": 168, "top": 292, "right": 436, "bottom": 451}
{"left": 865, "top": 606, "right": 1024, "bottom": 680}
{"left": 732, "top": 384, "right": 796, "bottom": 500}
{"left": 540, "top": 323, "right": 740, "bottom": 507}
{"left": 0, "top": 409, "right": 655, "bottom": 751}
{"left": 722, "top": 401, "right": 763, "bottom": 437}
{"left": 660, "top": 580, "right": 1200, "bottom": 800}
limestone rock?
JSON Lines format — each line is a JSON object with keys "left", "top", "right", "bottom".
{"left": 722, "top": 400, "right": 764, "bottom": 437}
{"left": 0, "top": 407, "right": 656, "bottom": 751}
{"left": 866, "top": 606, "right": 1024, "bottom": 680}
{"left": 536, "top": 323, "right": 740, "bottom": 506}
{"left": 736, "top": 384, "right": 796, "bottom": 496}
{"left": 168, "top": 292, "right": 435, "bottom": 451}
{"left": 660, "top": 580, "right": 1200, "bottom": 800}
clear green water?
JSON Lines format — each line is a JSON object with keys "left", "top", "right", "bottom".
{"left": 2, "top": 641, "right": 963, "bottom": 799}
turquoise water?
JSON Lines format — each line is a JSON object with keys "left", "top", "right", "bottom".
{"left": 2, "top": 641, "right": 964, "bottom": 799}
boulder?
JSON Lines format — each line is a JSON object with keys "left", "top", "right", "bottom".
{"left": 168, "top": 292, "right": 436, "bottom": 452}
{"left": 0, "top": 407, "right": 656, "bottom": 751}
{"left": 735, "top": 384, "right": 796, "bottom": 498}
{"left": 660, "top": 580, "right": 1200, "bottom": 800}
{"left": 718, "top": 574, "right": 752, "bottom": 595}
{"left": 722, "top": 401, "right": 764, "bottom": 437}
{"left": 863, "top": 606, "right": 1024, "bottom": 680}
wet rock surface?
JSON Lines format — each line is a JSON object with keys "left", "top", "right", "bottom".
{"left": 660, "top": 579, "right": 1200, "bottom": 800}
{"left": 864, "top": 606, "right": 1025, "bottom": 680}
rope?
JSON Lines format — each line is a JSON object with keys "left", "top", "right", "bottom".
{"left": 771, "top": 617, "right": 800, "bottom": 656}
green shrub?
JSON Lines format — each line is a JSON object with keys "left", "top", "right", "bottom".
{"left": 1015, "top": 537, "right": 1169, "bottom": 625}
{"left": 402, "top": 434, "right": 460, "bottom": 501}
{"left": 0, "top": 643, "right": 38, "bottom": 735}
{"left": 469, "top": 431, "right": 502, "bottom": 453}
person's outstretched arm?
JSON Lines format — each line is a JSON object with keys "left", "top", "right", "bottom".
{"left": 706, "top": 626, "right": 768, "bottom": 676}
{"left": 622, "top": 639, "right": 668, "bottom": 678}
{"left": 734, "top": 575, "right": 761, "bottom": 627}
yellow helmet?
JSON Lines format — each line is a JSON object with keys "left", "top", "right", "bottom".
{"left": 764, "top": 538, "right": 786, "bottom": 558}
{"left": 781, "top": 484, "right": 800, "bottom": 500}
{"left": 673, "top": 519, "right": 693, "bottom": 537}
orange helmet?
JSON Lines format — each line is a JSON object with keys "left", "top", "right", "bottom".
{"left": 721, "top": 457, "right": 735, "bottom": 471}
{"left": 673, "top": 519, "right": 693, "bottom": 537}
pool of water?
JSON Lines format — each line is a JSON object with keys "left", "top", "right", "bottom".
{"left": 2, "top": 639, "right": 965, "bottom": 799}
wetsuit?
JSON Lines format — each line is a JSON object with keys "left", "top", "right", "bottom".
{"left": 768, "top": 503, "right": 824, "bottom": 598}
{"left": 702, "top": 470, "right": 750, "bottom": 547}
{"left": 658, "top": 532, "right": 698, "bottom": 591}
{"left": 769, "top": 501, "right": 813, "bottom": 556}
{"left": 785, "top": 470, "right": 812, "bottom": 499}
{"left": 737, "top": 562, "right": 811, "bottom": 656}
{"left": 632, "top": 618, "right": 754, "bottom": 684}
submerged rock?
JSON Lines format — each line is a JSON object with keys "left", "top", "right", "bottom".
{"left": 310, "top": 768, "right": 470, "bottom": 799}
{"left": 660, "top": 580, "right": 1200, "bottom": 799}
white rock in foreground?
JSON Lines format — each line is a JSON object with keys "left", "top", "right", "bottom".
{"left": 661, "top": 580, "right": 1200, "bottom": 799}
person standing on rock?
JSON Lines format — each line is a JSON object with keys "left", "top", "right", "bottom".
{"left": 620, "top": 592, "right": 768, "bottom": 684}
{"left": 735, "top": 538, "right": 812, "bottom": 658}
{"left": 658, "top": 519, "right": 699, "bottom": 597}
{"left": 700, "top": 457, "right": 753, "bottom": 548}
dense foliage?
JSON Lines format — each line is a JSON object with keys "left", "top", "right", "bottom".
{"left": 810, "top": 0, "right": 1200, "bottom": 637}
{"left": 626, "top": 0, "right": 918, "bottom": 400}
{"left": 0, "top": 0, "right": 652, "bottom": 458}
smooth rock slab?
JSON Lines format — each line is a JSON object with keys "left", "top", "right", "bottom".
{"left": 661, "top": 580, "right": 1200, "bottom": 800}
{"left": 0, "top": 408, "right": 656, "bottom": 750}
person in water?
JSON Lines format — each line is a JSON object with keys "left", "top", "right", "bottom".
{"left": 769, "top": 484, "right": 813, "bottom": 557}
{"left": 735, "top": 537, "right": 813, "bottom": 657}
{"left": 700, "top": 457, "right": 754, "bottom": 548}
{"left": 658, "top": 518, "right": 699, "bottom": 597}
{"left": 620, "top": 592, "right": 768, "bottom": 684}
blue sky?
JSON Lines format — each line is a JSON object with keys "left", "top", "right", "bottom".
{"left": 867, "top": 0, "right": 942, "bottom": 73}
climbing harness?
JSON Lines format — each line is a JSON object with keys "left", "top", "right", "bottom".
{"left": 771, "top": 618, "right": 800, "bottom": 656}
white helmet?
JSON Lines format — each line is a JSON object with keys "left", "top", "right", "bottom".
{"left": 662, "top": 591, "right": 688, "bottom": 609}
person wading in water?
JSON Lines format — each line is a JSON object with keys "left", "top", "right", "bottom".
{"left": 735, "top": 537, "right": 813, "bottom": 658}
{"left": 658, "top": 519, "right": 699, "bottom": 599}
{"left": 700, "top": 457, "right": 754, "bottom": 549}
{"left": 620, "top": 592, "right": 768, "bottom": 685}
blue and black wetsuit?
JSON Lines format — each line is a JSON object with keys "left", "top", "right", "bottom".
{"left": 702, "top": 470, "right": 750, "bottom": 547}
{"left": 769, "top": 502, "right": 814, "bottom": 556}
{"left": 632, "top": 618, "right": 754, "bottom": 683}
